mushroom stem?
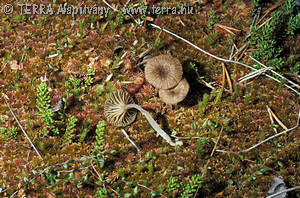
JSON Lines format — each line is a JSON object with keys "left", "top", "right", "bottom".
{"left": 126, "top": 104, "right": 183, "bottom": 146}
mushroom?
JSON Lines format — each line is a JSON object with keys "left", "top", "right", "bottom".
{"left": 104, "top": 89, "right": 137, "bottom": 127}
{"left": 144, "top": 55, "right": 183, "bottom": 89}
{"left": 159, "top": 78, "right": 190, "bottom": 104}
{"left": 104, "top": 89, "right": 183, "bottom": 146}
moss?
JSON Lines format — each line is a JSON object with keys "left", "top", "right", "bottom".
{"left": 0, "top": 0, "right": 299, "bottom": 197}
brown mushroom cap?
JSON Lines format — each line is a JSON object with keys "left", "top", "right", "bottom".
{"left": 144, "top": 54, "right": 183, "bottom": 89}
{"left": 104, "top": 89, "right": 137, "bottom": 127}
{"left": 159, "top": 78, "right": 190, "bottom": 104}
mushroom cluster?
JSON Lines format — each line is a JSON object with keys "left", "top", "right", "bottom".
{"left": 104, "top": 89, "right": 182, "bottom": 146}
{"left": 144, "top": 55, "right": 189, "bottom": 104}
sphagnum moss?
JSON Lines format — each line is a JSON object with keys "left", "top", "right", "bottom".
{"left": 0, "top": 0, "right": 299, "bottom": 197}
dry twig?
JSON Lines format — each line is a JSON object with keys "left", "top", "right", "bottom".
{"left": 2, "top": 94, "right": 43, "bottom": 160}
{"left": 239, "top": 66, "right": 274, "bottom": 82}
{"left": 223, "top": 63, "right": 233, "bottom": 93}
{"left": 266, "top": 186, "right": 300, "bottom": 198}
{"left": 121, "top": 129, "right": 141, "bottom": 155}
{"left": 250, "top": 56, "right": 299, "bottom": 89}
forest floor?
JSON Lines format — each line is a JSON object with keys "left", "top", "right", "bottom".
{"left": 0, "top": 0, "right": 299, "bottom": 197}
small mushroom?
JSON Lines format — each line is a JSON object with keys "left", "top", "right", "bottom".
{"left": 144, "top": 55, "right": 183, "bottom": 89}
{"left": 104, "top": 89, "right": 182, "bottom": 146}
{"left": 104, "top": 89, "right": 137, "bottom": 127}
{"left": 159, "top": 78, "right": 190, "bottom": 104}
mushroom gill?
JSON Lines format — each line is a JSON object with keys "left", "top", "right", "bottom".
{"left": 104, "top": 89, "right": 182, "bottom": 146}
{"left": 104, "top": 89, "right": 137, "bottom": 127}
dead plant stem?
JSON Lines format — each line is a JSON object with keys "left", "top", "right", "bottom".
{"left": 2, "top": 94, "right": 43, "bottom": 160}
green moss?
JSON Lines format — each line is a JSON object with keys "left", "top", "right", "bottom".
{"left": 0, "top": 0, "right": 299, "bottom": 197}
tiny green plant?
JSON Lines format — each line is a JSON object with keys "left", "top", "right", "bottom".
{"left": 207, "top": 9, "right": 220, "bottom": 29}
{"left": 116, "top": 8, "right": 125, "bottom": 26}
{"left": 167, "top": 175, "right": 180, "bottom": 194}
{"left": 36, "top": 82, "right": 58, "bottom": 135}
{"left": 287, "top": 13, "right": 300, "bottom": 35}
{"left": 214, "top": 90, "right": 222, "bottom": 104}
{"left": 198, "top": 93, "right": 209, "bottom": 117}
{"left": 136, "top": 1, "right": 147, "bottom": 25}
{"left": 96, "top": 186, "right": 108, "bottom": 197}
{"left": 94, "top": 121, "right": 106, "bottom": 168}
{"left": 64, "top": 115, "right": 77, "bottom": 144}
{"left": 196, "top": 137, "right": 208, "bottom": 155}
{"left": 181, "top": 174, "right": 204, "bottom": 198}
{"left": 250, "top": 10, "right": 284, "bottom": 70}
{"left": 153, "top": 37, "right": 164, "bottom": 52}
{"left": 250, "top": 0, "right": 261, "bottom": 15}
{"left": 112, "top": 56, "right": 121, "bottom": 71}
{"left": 65, "top": 76, "right": 81, "bottom": 96}
{"left": 282, "top": 0, "right": 295, "bottom": 14}
{"left": 85, "top": 66, "right": 97, "bottom": 87}
{"left": 0, "top": 126, "right": 18, "bottom": 140}
{"left": 79, "top": 119, "right": 92, "bottom": 142}
{"left": 189, "top": 62, "right": 197, "bottom": 72}
{"left": 250, "top": 0, "right": 299, "bottom": 73}
{"left": 109, "top": 20, "right": 115, "bottom": 32}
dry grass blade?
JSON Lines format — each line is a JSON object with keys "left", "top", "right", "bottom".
{"left": 138, "top": 48, "right": 152, "bottom": 59}
{"left": 216, "top": 24, "right": 241, "bottom": 35}
{"left": 221, "top": 63, "right": 233, "bottom": 93}
{"left": 250, "top": 56, "right": 300, "bottom": 89}
{"left": 2, "top": 93, "right": 43, "bottom": 160}
{"left": 266, "top": 105, "right": 288, "bottom": 130}
{"left": 239, "top": 67, "right": 273, "bottom": 82}
{"left": 267, "top": 105, "right": 278, "bottom": 133}
{"left": 231, "top": 41, "right": 250, "bottom": 60}
{"left": 121, "top": 129, "right": 141, "bottom": 155}
{"left": 221, "top": 63, "right": 226, "bottom": 92}
{"left": 43, "top": 21, "right": 53, "bottom": 57}
{"left": 91, "top": 161, "right": 119, "bottom": 197}
{"left": 224, "top": 64, "right": 233, "bottom": 93}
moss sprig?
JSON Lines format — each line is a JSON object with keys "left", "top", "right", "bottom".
{"left": 94, "top": 121, "right": 106, "bottom": 168}
{"left": 181, "top": 174, "right": 204, "bottom": 198}
{"left": 64, "top": 115, "right": 77, "bottom": 144}
{"left": 36, "top": 82, "right": 58, "bottom": 135}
